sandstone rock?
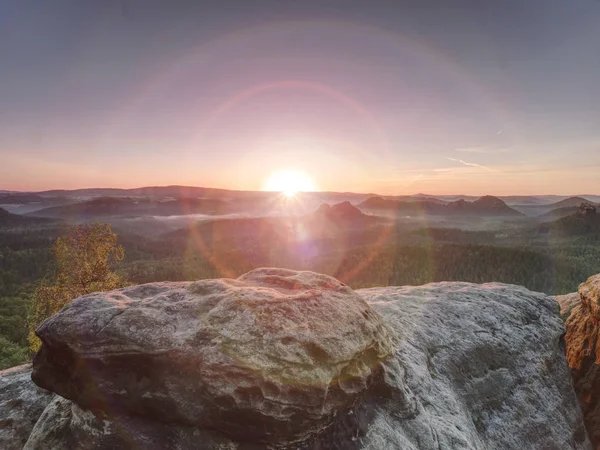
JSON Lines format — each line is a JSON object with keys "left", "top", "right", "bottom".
{"left": 579, "top": 274, "right": 600, "bottom": 320}
{"left": 23, "top": 396, "right": 72, "bottom": 450}
{"left": 559, "top": 274, "right": 600, "bottom": 448}
{"left": 24, "top": 396, "right": 239, "bottom": 450}
{"left": 32, "top": 268, "right": 394, "bottom": 446}
{"left": 562, "top": 275, "right": 600, "bottom": 370}
{"left": 28, "top": 270, "right": 589, "bottom": 449}
{"left": 0, "top": 364, "right": 53, "bottom": 450}
{"left": 557, "top": 292, "right": 581, "bottom": 320}
{"left": 362, "top": 282, "right": 588, "bottom": 449}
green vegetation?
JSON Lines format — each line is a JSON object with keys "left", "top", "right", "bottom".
{"left": 0, "top": 336, "right": 29, "bottom": 370}
{"left": 0, "top": 214, "right": 598, "bottom": 369}
{"left": 27, "top": 223, "right": 126, "bottom": 352}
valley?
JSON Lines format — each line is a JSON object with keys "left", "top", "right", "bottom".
{"left": 1, "top": 187, "right": 599, "bottom": 369}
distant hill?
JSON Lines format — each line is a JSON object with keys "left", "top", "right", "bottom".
{"left": 513, "top": 196, "right": 597, "bottom": 216}
{"left": 358, "top": 197, "right": 443, "bottom": 214}
{"left": 35, "top": 185, "right": 270, "bottom": 200}
{"left": 0, "top": 193, "right": 47, "bottom": 204}
{"left": 537, "top": 206, "right": 581, "bottom": 220}
{"left": 314, "top": 201, "right": 370, "bottom": 221}
{"left": 383, "top": 194, "right": 446, "bottom": 204}
{"left": 538, "top": 204, "right": 599, "bottom": 237}
{"left": 162, "top": 202, "right": 380, "bottom": 250}
{"left": 26, "top": 197, "right": 235, "bottom": 219}
{"left": 359, "top": 195, "right": 523, "bottom": 217}
{"left": 538, "top": 200, "right": 600, "bottom": 221}
{"left": 7, "top": 185, "right": 596, "bottom": 207}
{"left": 445, "top": 196, "right": 523, "bottom": 216}
{"left": 0, "top": 207, "right": 55, "bottom": 227}
{"left": 34, "top": 186, "right": 373, "bottom": 203}
{"left": 551, "top": 197, "right": 593, "bottom": 208}
{"left": 499, "top": 196, "right": 550, "bottom": 206}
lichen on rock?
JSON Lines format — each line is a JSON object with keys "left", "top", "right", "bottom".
{"left": 32, "top": 268, "right": 394, "bottom": 446}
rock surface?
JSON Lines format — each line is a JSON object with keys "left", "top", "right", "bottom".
{"left": 558, "top": 274, "right": 600, "bottom": 448}
{"left": 27, "top": 269, "right": 590, "bottom": 449}
{"left": 0, "top": 364, "right": 53, "bottom": 450}
{"left": 557, "top": 292, "right": 581, "bottom": 320}
{"left": 32, "top": 268, "right": 394, "bottom": 446}
{"left": 361, "top": 282, "right": 588, "bottom": 450}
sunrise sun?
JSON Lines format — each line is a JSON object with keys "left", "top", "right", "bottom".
{"left": 264, "top": 170, "right": 316, "bottom": 197}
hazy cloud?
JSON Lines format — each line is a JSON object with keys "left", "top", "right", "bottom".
{"left": 454, "top": 147, "right": 511, "bottom": 154}
{"left": 446, "top": 157, "right": 497, "bottom": 172}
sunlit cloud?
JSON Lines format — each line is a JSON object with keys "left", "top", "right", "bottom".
{"left": 446, "top": 157, "right": 495, "bottom": 172}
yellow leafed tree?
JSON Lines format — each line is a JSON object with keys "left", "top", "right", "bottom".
{"left": 28, "top": 223, "right": 126, "bottom": 352}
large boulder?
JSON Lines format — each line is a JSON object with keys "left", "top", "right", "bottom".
{"left": 31, "top": 268, "right": 395, "bottom": 447}
{"left": 0, "top": 364, "right": 53, "bottom": 450}
{"left": 28, "top": 269, "right": 589, "bottom": 449}
{"left": 558, "top": 274, "right": 600, "bottom": 448}
{"left": 361, "top": 282, "right": 588, "bottom": 449}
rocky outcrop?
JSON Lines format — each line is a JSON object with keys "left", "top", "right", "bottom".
{"left": 26, "top": 269, "right": 589, "bottom": 449}
{"left": 0, "top": 364, "right": 53, "bottom": 450}
{"left": 558, "top": 274, "right": 600, "bottom": 448}
{"left": 577, "top": 203, "right": 597, "bottom": 218}
{"left": 31, "top": 268, "right": 396, "bottom": 448}
{"left": 315, "top": 201, "right": 367, "bottom": 221}
{"left": 361, "top": 282, "right": 588, "bottom": 449}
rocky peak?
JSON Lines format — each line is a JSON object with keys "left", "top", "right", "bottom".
{"left": 577, "top": 203, "right": 597, "bottom": 218}
{"left": 315, "top": 202, "right": 331, "bottom": 215}
{"left": 473, "top": 195, "right": 507, "bottom": 208}
{"left": 446, "top": 198, "right": 468, "bottom": 209}
{"left": 330, "top": 200, "right": 363, "bottom": 218}
{"left": 315, "top": 201, "right": 364, "bottom": 220}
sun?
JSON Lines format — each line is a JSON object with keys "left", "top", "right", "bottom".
{"left": 263, "top": 170, "right": 316, "bottom": 197}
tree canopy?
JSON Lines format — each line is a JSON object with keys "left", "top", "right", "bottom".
{"left": 28, "top": 223, "right": 126, "bottom": 352}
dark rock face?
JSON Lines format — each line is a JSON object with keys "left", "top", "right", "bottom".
{"left": 315, "top": 201, "right": 365, "bottom": 220}
{"left": 558, "top": 274, "right": 600, "bottom": 448}
{"left": 0, "top": 364, "right": 53, "bottom": 450}
{"left": 32, "top": 268, "right": 394, "bottom": 447}
{"left": 329, "top": 201, "right": 364, "bottom": 218}
{"left": 577, "top": 203, "right": 597, "bottom": 218}
{"left": 27, "top": 269, "right": 590, "bottom": 449}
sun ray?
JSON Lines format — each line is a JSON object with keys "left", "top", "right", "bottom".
{"left": 263, "top": 170, "right": 316, "bottom": 197}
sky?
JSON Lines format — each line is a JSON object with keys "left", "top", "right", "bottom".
{"left": 1, "top": 0, "right": 599, "bottom": 195}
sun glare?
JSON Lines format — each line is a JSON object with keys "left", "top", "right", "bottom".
{"left": 264, "top": 170, "right": 316, "bottom": 197}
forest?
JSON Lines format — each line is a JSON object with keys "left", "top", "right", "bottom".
{"left": 1, "top": 213, "right": 599, "bottom": 369}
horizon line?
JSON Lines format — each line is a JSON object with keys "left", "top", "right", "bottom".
{"left": 1, "top": 184, "right": 599, "bottom": 198}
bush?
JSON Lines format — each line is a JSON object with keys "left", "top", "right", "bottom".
{"left": 0, "top": 336, "right": 28, "bottom": 370}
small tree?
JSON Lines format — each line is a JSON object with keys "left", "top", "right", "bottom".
{"left": 28, "top": 223, "right": 126, "bottom": 352}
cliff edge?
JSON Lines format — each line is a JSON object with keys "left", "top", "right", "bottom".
{"left": 0, "top": 269, "right": 591, "bottom": 449}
